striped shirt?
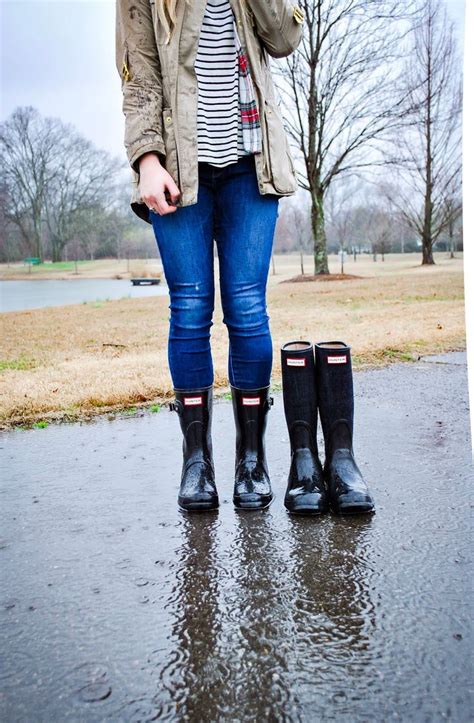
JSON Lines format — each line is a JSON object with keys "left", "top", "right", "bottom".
{"left": 194, "top": 0, "right": 251, "bottom": 167}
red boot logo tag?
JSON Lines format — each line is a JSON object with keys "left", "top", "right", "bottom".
{"left": 286, "top": 357, "right": 306, "bottom": 367}
{"left": 327, "top": 355, "right": 347, "bottom": 364}
{"left": 242, "top": 397, "right": 260, "bottom": 406}
{"left": 184, "top": 396, "right": 203, "bottom": 406}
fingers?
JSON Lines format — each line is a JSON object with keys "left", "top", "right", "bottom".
{"left": 166, "top": 178, "right": 181, "bottom": 205}
{"left": 152, "top": 190, "right": 176, "bottom": 216}
{"left": 144, "top": 181, "right": 181, "bottom": 216}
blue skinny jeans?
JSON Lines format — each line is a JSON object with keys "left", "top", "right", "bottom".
{"left": 149, "top": 154, "right": 280, "bottom": 391}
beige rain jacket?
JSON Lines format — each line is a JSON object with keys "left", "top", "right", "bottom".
{"left": 115, "top": 0, "right": 305, "bottom": 223}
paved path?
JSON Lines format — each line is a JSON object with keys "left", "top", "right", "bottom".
{"left": 1, "top": 352, "right": 472, "bottom": 721}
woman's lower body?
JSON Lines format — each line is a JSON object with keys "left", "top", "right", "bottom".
{"left": 149, "top": 153, "right": 279, "bottom": 391}
{"left": 149, "top": 153, "right": 280, "bottom": 512}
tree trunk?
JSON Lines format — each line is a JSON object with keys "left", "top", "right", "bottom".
{"left": 421, "top": 228, "right": 434, "bottom": 264}
{"left": 421, "top": 15, "right": 435, "bottom": 267}
{"left": 311, "top": 190, "right": 329, "bottom": 275}
{"left": 32, "top": 209, "right": 43, "bottom": 261}
{"left": 51, "top": 237, "right": 63, "bottom": 263}
{"left": 449, "top": 216, "right": 455, "bottom": 258}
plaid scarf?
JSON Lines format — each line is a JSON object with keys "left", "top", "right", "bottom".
{"left": 233, "top": 19, "right": 262, "bottom": 154}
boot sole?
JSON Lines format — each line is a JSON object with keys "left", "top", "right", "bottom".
{"left": 285, "top": 506, "right": 328, "bottom": 515}
{"left": 178, "top": 498, "right": 219, "bottom": 512}
{"left": 233, "top": 495, "right": 273, "bottom": 510}
{"left": 331, "top": 504, "right": 376, "bottom": 515}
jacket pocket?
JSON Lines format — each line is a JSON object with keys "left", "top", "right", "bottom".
{"left": 263, "top": 100, "right": 298, "bottom": 194}
{"left": 162, "top": 106, "right": 180, "bottom": 187}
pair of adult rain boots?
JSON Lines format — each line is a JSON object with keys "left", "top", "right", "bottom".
{"left": 168, "top": 384, "right": 273, "bottom": 512}
{"left": 281, "top": 340, "right": 375, "bottom": 515}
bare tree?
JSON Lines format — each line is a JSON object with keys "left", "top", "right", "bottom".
{"left": 386, "top": 0, "right": 462, "bottom": 264}
{"left": 0, "top": 107, "right": 61, "bottom": 260}
{"left": 0, "top": 106, "right": 125, "bottom": 262}
{"left": 45, "top": 134, "right": 123, "bottom": 261}
{"left": 442, "top": 192, "right": 462, "bottom": 258}
{"left": 272, "top": 0, "right": 415, "bottom": 275}
{"left": 326, "top": 180, "right": 359, "bottom": 273}
{"left": 366, "top": 205, "right": 395, "bottom": 261}
{"left": 285, "top": 198, "right": 312, "bottom": 274}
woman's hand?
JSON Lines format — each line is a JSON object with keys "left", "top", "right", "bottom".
{"left": 138, "top": 152, "right": 181, "bottom": 215}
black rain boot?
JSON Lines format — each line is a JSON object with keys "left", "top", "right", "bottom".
{"left": 314, "top": 341, "right": 375, "bottom": 515}
{"left": 281, "top": 341, "right": 329, "bottom": 514}
{"left": 168, "top": 384, "right": 219, "bottom": 511}
{"left": 230, "top": 384, "right": 274, "bottom": 510}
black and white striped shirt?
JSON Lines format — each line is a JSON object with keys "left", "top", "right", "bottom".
{"left": 194, "top": 0, "right": 250, "bottom": 167}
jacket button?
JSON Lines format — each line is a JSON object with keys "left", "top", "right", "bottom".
{"left": 165, "top": 117, "right": 172, "bottom": 123}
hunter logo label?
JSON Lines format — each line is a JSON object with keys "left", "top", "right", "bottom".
{"left": 184, "top": 396, "right": 203, "bottom": 406}
{"left": 287, "top": 357, "right": 306, "bottom": 367}
{"left": 327, "top": 355, "right": 347, "bottom": 364}
{"left": 242, "top": 397, "right": 260, "bottom": 406}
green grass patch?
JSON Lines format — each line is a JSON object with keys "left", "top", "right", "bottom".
{"left": 382, "top": 348, "right": 417, "bottom": 362}
{"left": 123, "top": 406, "right": 138, "bottom": 415}
{"left": 0, "top": 357, "right": 36, "bottom": 371}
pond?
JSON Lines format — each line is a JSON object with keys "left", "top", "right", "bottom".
{"left": 0, "top": 279, "right": 169, "bottom": 313}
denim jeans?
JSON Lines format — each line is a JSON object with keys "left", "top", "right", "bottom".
{"left": 149, "top": 154, "right": 280, "bottom": 391}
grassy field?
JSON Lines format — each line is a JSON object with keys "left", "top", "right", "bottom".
{"left": 0, "top": 258, "right": 162, "bottom": 280}
{"left": 0, "top": 252, "right": 465, "bottom": 429}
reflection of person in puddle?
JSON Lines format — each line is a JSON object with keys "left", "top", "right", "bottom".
{"left": 160, "top": 512, "right": 299, "bottom": 719}
{"left": 115, "top": 0, "right": 305, "bottom": 513}
{"left": 156, "top": 512, "right": 375, "bottom": 718}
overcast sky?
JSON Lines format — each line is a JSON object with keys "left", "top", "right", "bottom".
{"left": 0, "top": 0, "right": 466, "bottom": 165}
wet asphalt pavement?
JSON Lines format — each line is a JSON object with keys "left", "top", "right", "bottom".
{"left": 1, "top": 352, "right": 472, "bottom": 722}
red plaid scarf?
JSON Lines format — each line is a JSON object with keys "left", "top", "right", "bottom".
{"left": 233, "top": 18, "right": 262, "bottom": 153}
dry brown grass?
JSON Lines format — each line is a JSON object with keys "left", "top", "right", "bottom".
{"left": 0, "top": 252, "right": 465, "bottom": 428}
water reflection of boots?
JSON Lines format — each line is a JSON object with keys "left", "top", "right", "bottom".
{"left": 222, "top": 513, "right": 299, "bottom": 717}
{"left": 314, "top": 341, "right": 375, "bottom": 514}
{"left": 285, "top": 515, "right": 376, "bottom": 713}
{"left": 160, "top": 514, "right": 222, "bottom": 719}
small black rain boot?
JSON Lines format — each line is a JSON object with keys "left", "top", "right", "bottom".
{"left": 230, "top": 384, "right": 274, "bottom": 510}
{"left": 281, "top": 341, "right": 329, "bottom": 515}
{"left": 314, "top": 341, "right": 375, "bottom": 515}
{"left": 168, "top": 384, "right": 219, "bottom": 512}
